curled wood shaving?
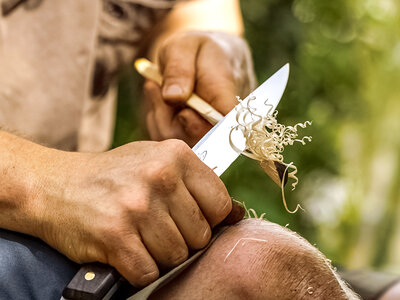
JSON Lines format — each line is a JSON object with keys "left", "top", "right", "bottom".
{"left": 230, "top": 96, "right": 312, "bottom": 213}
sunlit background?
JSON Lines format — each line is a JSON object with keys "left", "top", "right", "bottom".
{"left": 114, "top": 0, "right": 400, "bottom": 273}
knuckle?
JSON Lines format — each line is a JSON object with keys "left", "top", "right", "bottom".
{"left": 162, "top": 139, "right": 191, "bottom": 158}
{"left": 120, "top": 190, "right": 150, "bottom": 218}
{"left": 205, "top": 36, "right": 223, "bottom": 49}
{"left": 144, "top": 160, "right": 178, "bottom": 192}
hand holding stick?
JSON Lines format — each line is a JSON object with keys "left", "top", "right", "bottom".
{"left": 135, "top": 58, "right": 288, "bottom": 188}
{"left": 135, "top": 58, "right": 224, "bottom": 126}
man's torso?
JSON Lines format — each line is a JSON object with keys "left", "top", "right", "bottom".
{"left": 0, "top": 0, "right": 177, "bottom": 151}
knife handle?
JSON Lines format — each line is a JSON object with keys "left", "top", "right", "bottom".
{"left": 62, "top": 263, "right": 121, "bottom": 300}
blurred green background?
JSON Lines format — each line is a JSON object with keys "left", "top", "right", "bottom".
{"left": 113, "top": 0, "right": 400, "bottom": 273}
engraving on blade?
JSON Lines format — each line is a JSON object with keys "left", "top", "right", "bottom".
{"left": 199, "top": 150, "right": 207, "bottom": 161}
{"left": 192, "top": 64, "right": 289, "bottom": 176}
{"left": 245, "top": 63, "right": 289, "bottom": 115}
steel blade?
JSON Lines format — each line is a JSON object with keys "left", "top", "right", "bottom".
{"left": 192, "top": 64, "right": 289, "bottom": 176}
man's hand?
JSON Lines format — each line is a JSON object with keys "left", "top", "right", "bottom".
{"left": 4, "top": 137, "right": 232, "bottom": 287}
{"left": 145, "top": 31, "right": 255, "bottom": 146}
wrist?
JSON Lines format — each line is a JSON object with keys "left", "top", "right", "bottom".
{"left": 26, "top": 147, "right": 91, "bottom": 240}
{"left": 0, "top": 131, "right": 87, "bottom": 238}
{"left": 0, "top": 132, "right": 47, "bottom": 235}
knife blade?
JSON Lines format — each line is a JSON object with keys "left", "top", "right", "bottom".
{"left": 193, "top": 63, "right": 289, "bottom": 176}
{"left": 62, "top": 63, "right": 289, "bottom": 300}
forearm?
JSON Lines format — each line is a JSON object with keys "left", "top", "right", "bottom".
{"left": 0, "top": 130, "right": 72, "bottom": 237}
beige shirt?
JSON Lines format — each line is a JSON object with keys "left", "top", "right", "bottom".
{"left": 0, "top": 0, "right": 176, "bottom": 151}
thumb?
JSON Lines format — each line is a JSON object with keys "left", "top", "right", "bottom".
{"left": 159, "top": 35, "right": 202, "bottom": 105}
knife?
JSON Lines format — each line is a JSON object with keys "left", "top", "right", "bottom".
{"left": 135, "top": 59, "right": 289, "bottom": 185}
{"left": 61, "top": 62, "right": 289, "bottom": 300}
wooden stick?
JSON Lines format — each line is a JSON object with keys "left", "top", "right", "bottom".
{"left": 134, "top": 58, "right": 223, "bottom": 125}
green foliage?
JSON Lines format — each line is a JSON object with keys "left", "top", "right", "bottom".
{"left": 114, "top": 0, "right": 400, "bottom": 271}
{"left": 240, "top": 0, "right": 400, "bottom": 270}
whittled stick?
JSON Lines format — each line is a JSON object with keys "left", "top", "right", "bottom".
{"left": 135, "top": 58, "right": 288, "bottom": 188}
{"left": 134, "top": 58, "right": 223, "bottom": 125}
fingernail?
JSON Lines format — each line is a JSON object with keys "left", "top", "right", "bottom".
{"left": 203, "top": 226, "right": 211, "bottom": 239}
{"left": 163, "top": 84, "right": 183, "bottom": 98}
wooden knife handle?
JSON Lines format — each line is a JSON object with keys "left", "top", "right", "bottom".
{"left": 62, "top": 263, "right": 121, "bottom": 300}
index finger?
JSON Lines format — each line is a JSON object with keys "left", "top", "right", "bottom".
{"left": 180, "top": 148, "right": 232, "bottom": 227}
{"left": 159, "top": 34, "right": 203, "bottom": 105}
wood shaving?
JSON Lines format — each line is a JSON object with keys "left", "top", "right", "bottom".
{"left": 230, "top": 96, "right": 312, "bottom": 213}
